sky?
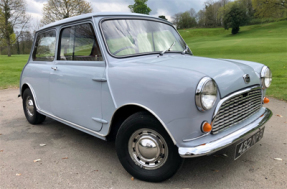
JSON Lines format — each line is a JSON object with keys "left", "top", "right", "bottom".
{"left": 26, "top": 0, "right": 206, "bottom": 27}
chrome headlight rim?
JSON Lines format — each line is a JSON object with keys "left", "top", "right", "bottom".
{"left": 195, "top": 77, "right": 218, "bottom": 112}
{"left": 261, "top": 66, "right": 272, "bottom": 89}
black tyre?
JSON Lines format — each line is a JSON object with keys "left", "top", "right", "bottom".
{"left": 22, "top": 88, "right": 46, "bottom": 124}
{"left": 115, "top": 111, "right": 183, "bottom": 182}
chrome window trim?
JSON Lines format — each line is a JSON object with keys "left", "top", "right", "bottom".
{"left": 57, "top": 21, "right": 105, "bottom": 62}
{"left": 212, "top": 85, "right": 261, "bottom": 123}
{"left": 32, "top": 28, "right": 57, "bottom": 62}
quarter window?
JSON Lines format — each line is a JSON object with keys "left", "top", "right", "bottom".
{"left": 32, "top": 30, "right": 56, "bottom": 61}
{"left": 58, "top": 23, "right": 103, "bottom": 61}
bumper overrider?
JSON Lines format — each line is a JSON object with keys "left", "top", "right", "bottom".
{"left": 179, "top": 107, "right": 272, "bottom": 158}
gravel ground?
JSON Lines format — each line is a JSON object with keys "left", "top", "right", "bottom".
{"left": 0, "top": 88, "right": 286, "bottom": 189}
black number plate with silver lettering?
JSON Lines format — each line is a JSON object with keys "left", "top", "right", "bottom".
{"left": 234, "top": 127, "right": 265, "bottom": 160}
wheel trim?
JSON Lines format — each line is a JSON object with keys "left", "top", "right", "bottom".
{"left": 128, "top": 128, "right": 168, "bottom": 170}
{"left": 26, "top": 96, "right": 35, "bottom": 117}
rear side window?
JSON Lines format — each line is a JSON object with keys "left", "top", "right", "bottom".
{"left": 32, "top": 30, "right": 56, "bottom": 61}
{"left": 58, "top": 23, "right": 103, "bottom": 61}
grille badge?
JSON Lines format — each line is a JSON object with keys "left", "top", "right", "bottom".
{"left": 243, "top": 74, "right": 250, "bottom": 83}
{"left": 242, "top": 92, "right": 248, "bottom": 97}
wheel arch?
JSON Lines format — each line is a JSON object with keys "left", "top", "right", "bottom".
{"left": 107, "top": 103, "right": 176, "bottom": 145}
{"left": 20, "top": 83, "right": 40, "bottom": 110}
{"left": 21, "top": 83, "right": 30, "bottom": 98}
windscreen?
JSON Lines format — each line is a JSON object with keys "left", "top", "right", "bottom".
{"left": 101, "top": 19, "right": 186, "bottom": 57}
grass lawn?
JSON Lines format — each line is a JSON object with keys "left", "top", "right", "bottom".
{"left": 0, "top": 55, "right": 29, "bottom": 89}
{"left": 179, "top": 20, "right": 287, "bottom": 101}
{"left": 0, "top": 21, "right": 286, "bottom": 100}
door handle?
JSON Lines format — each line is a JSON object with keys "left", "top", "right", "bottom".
{"left": 51, "top": 67, "right": 57, "bottom": 71}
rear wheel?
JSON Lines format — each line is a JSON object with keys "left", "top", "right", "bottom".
{"left": 22, "top": 88, "right": 46, "bottom": 124}
{"left": 115, "top": 111, "right": 183, "bottom": 182}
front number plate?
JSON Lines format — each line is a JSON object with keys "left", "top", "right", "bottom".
{"left": 234, "top": 127, "right": 265, "bottom": 160}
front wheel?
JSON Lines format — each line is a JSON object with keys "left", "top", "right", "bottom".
{"left": 115, "top": 112, "right": 183, "bottom": 182}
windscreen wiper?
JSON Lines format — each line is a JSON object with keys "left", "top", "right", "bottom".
{"left": 182, "top": 45, "right": 192, "bottom": 55}
{"left": 159, "top": 41, "right": 175, "bottom": 56}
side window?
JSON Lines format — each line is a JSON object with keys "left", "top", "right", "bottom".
{"left": 58, "top": 23, "right": 103, "bottom": 61}
{"left": 32, "top": 30, "right": 56, "bottom": 61}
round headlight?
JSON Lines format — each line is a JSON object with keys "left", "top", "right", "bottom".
{"left": 261, "top": 66, "right": 272, "bottom": 89}
{"left": 195, "top": 77, "right": 218, "bottom": 111}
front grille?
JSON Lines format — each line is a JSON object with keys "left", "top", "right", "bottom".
{"left": 212, "top": 88, "right": 262, "bottom": 134}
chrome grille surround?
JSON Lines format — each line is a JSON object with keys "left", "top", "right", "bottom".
{"left": 211, "top": 86, "right": 262, "bottom": 134}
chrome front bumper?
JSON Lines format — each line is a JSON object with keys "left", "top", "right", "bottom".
{"left": 178, "top": 107, "right": 272, "bottom": 158}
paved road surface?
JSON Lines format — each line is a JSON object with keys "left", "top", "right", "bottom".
{"left": 0, "top": 89, "right": 286, "bottom": 188}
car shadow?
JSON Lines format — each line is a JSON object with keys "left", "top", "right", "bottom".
{"left": 3, "top": 116, "right": 262, "bottom": 186}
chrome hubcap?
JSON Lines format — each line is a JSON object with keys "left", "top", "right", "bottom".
{"left": 26, "top": 96, "right": 34, "bottom": 117}
{"left": 128, "top": 128, "right": 168, "bottom": 170}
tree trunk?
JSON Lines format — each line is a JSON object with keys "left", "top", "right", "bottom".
{"left": 7, "top": 44, "right": 11, "bottom": 57}
{"left": 7, "top": 38, "right": 11, "bottom": 57}
{"left": 17, "top": 39, "right": 20, "bottom": 54}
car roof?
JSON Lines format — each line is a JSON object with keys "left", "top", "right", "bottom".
{"left": 39, "top": 12, "right": 171, "bottom": 31}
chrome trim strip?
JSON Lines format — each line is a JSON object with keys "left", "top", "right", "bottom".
{"left": 183, "top": 132, "right": 210, "bottom": 142}
{"left": 38, "top": 110, "right": 106, "bottom": 137}
{"left": 212, "top": 86, "right": 260, "bottom": 121}
{"left": 108, "top": 103, "right": 177, "bottom": 145}
{"left": 92, "top": 117, "right": 108, "bottom": 124}
{"left": 179, "top": 107, "right": 272, "bottom": 158}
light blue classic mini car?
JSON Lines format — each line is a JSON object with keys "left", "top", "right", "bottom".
{"left": 20, "top": 13, "right": 273, "bottom": 182}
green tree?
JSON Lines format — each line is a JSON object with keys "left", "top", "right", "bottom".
{"left": 204, "top": 1, "right": 222, "bottom": 27}
{"left": 159, "top": 15, "right": 167, "bottom": 20}
{"left": 128, "top": 0, "right": 151, "bottom": 15}
{"left": 196, "top": 9, "right": 206, "bottom": 27}
{"left": 41, "top": 0, "right": 93, "bottom": 25}
{"left": 223, "top": 3, "right": 249, "bottom": 34}
{"left": 0, "top": 0, "right": 30, "bottom": 57}
{"left": 238, "top": 0, "right": 254, "bottom": 17}
{"left": 217, "top": 1, "right": 235, "bottom": 25}
{"left": 178, "top": 12, "right": 197, "bottom": 29}
{"left": 252, "top": 0, "right": 287, "bottom": 18}
{"left": 172, "top": 13, "right": 181, "bottom": 27}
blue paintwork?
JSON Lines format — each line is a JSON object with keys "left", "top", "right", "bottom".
{"left": 20, "top": 13, "right": 269, "bottom": 149}
{"left": 50, "top": 61, "right": 106, "bottom": 131}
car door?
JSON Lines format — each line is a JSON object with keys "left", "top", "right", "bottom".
{"left": 50, "top": 22, "right": 105, "bottom": 131}
{"left": 24, "top": 29, "right": 57, "bottom": 114}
